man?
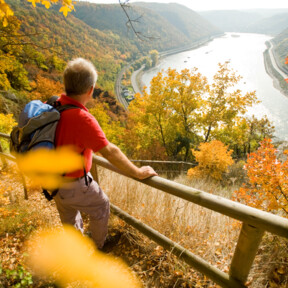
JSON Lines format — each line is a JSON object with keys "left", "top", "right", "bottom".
{"left": 54, "top": 58, "right": 157, "bottom": 249}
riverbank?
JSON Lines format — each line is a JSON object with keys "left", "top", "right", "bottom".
{"left": 263, "top": 41, "right": 288, "bottom": 98}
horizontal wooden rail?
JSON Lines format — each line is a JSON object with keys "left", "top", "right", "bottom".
{"left": 93, "top": 155, "right": 288, "bottom": 239}
{"left": 0, "top": 132, "right": 10, "bottom": 139}
{"left": 130, "top": 159, "right": 196, "bottom": 166}
{"left": 111, "top": 203, "right": 245, "bottom": 288}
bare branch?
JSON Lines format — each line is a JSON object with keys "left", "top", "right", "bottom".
{"left": 118, "top": 0, "right": 159, "bottom": 41}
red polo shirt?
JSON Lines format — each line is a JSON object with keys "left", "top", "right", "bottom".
{"left": 55, "top": 95, "right": 109, "bottom": 178}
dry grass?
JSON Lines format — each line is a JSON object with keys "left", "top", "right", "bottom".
{"left": 98, "top": 168, "right": 288, "bottom": 288}
{"left": 0, "top": 161, "right": 287, "bottom": 287}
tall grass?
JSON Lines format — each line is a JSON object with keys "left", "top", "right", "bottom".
{"left": 98, "top": 168, "right": 287, "bottom": 287}
{"left": 99, "top": 169, "right": 240, "bottom": 276}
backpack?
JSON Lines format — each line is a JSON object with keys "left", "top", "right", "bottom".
{"left": 10, "top": 96, "right": 79, "bottom": 200}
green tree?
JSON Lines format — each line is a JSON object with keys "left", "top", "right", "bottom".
{"left": 149, "top": 49, "right": 159, "bottom": 67}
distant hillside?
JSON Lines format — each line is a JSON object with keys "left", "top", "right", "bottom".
{"left": 198, "top": 10, "right": 262, "bottom": 32}
{"left": 245, "top": 13, "right": 288, "bottom": 35}
{"left": 272, "top": 27, "right": 288, "bottom": 73}
{"left": 133, "top": 2, "right": 222, "bottom": 41}
{"left": 72, "top": 2, "right": 222, "bottom": 54}
{"left": 199, "top": 9, "right": 288, "bottom": 35}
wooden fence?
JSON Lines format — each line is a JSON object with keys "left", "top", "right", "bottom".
{"left": 130, "top": 159, "right": 196, "bottom": 178}
{"left": 0, "top": 132, "right": 287, "bottom": 288}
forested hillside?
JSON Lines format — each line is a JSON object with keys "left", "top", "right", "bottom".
{"left": 0, "top": 0, "right": 140, "bottom": 121}
{"left": 71, "top": 2, "right": 222, "bottom": 54}
{"left": 132, "top": 2, "right": 222, "bottom": 41}
{"left": 0, "top": 0, "right": 223, "bottom": 118}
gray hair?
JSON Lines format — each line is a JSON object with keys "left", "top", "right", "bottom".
{"left": 63, "top": 58, "right": 98, "bottom": 96}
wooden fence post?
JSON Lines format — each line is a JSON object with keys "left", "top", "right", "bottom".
{"left": 229, "top": 223, "right": 265, "bottom": 284}
{"left": 20, "top": 173, "right": 29, "bottom": 200}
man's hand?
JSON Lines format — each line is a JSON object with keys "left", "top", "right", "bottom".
{"left": 99, "top": 143, "right": 158, "bottom": 180}
{"left": 136, "top": 166, "right": 158, "bottom": 180}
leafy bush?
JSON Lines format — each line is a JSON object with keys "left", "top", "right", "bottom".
{"left": 187, "top": 140, "right": 234, "bottom": 181}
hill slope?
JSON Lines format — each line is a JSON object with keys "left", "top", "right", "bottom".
{"left": 199, "top": 9, "right": 288, "bottom": 35}
{"left": 133, "top": 2, "right": 222, "bottom": 41}
{"left": 198, "top": 10, "right": 262, "bottom": 32}
{"left": 6, "top": 0, "right": 135, "bottom": 90}
{"left": 71, "top": 2, "right": 222, "bottom": 54}
{"left": 245, "top": 13, "right": 288, "bottom": 35}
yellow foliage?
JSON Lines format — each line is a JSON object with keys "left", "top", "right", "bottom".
{"left": 0, "top": 0, "right": 75, "bottom": 26}
{"left": 0, "top": 113, "right": 16, "bottom": 151}
{"left": 0, "top": 113, "right": 16, "bottom": 134}
{"left": 90, "top": 101, "right": 126, "bottom": 153}
{"left": 0, "top": 0, "right": 14, "bottom": 27}
{"left": 27, "top": 225, "right": 141, "bottom": 288}
{"left": 29, "top": 75, "right": 63, "bottom": 101}
{"left": 16, "top": 147, "right": 83, "bottom": 190}
{"left": 188, "top": 140, "right": 234, "bottom": 180}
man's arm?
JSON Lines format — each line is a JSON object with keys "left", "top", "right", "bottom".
{"left": 99, "top": 143, "right": 158, "bottom": 180}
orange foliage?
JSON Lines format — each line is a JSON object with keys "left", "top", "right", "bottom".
{"left": 233, "top": 138, "right": 288, "bottom": 216}
{"left": 29, "top": 75, "right": 63, "bottom": 101}
{"left": 187, "top": 140, "right": 234, "bottom": 181}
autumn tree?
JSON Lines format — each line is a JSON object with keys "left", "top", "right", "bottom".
{"left": 29, "top": 74, "right": 63, "bottom": 101}
{"left": 216, "top": 115, "right": 274, "bottom": 159}
{"left": 233, "top": 138, "right": 288, "bottom": 217}
{"left": 0, "top": 16, "right": 30, "bottom": 90}
{"left": 0, "top": 113, "right": 16, "bottom": 150}
{"left": 200, "top": 62, "right": 258, "bottom": 142}
{"left": 126, "top": 64, "right": 267, "bottom": 161}
{"left": 127, "top": 68, "right": 208, "bottom": 160}
{"left": 187, "top": 140, "right": 234, "bottom": 181}
{"left": 90, "top": 101, "right": 126, "bottom": 153}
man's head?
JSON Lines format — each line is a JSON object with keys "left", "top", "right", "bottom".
{"left": 64, "top": 58, "right": 97, "bottom": 97}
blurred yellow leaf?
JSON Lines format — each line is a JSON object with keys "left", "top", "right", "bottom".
{"left": 59, "top": 5, "right": 72, "bottom": 17}
{"left": 16, "top": 147, "right": 83, "bottom": 189}
{"left": 27, "top": 225, "right": 141, "bottom": 288}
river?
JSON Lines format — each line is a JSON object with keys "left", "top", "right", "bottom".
{"left": 141, "top": 33, "right": 288, "bottom": 141}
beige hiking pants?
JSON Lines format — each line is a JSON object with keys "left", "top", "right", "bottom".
{"left": 54, "top": 173, "right": 110, "bottom": 249}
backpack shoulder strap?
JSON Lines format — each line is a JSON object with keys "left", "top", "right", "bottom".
{"left": 56, "top": 104, "right": 80, "bottom": 113}
{"left": 46, "top": 96, "right": 81, "bottom": 113}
